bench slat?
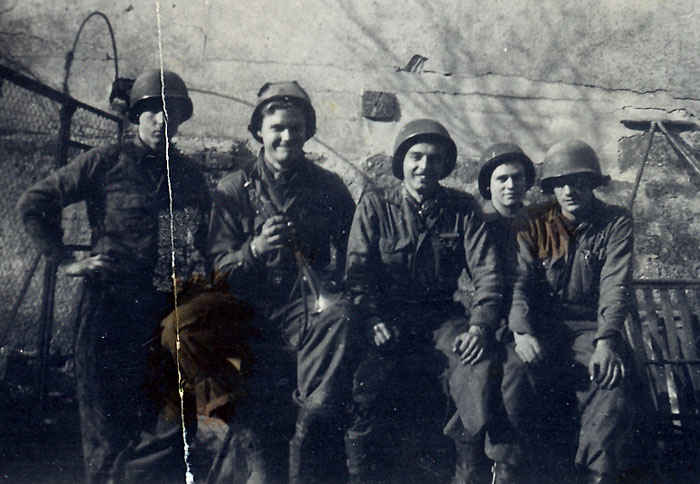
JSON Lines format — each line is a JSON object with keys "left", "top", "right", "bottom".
{"left": 641, "top": 288, "right": 670, "bottom": 360}
{"left": 659, "top": 289, "right": 682, "bottom": 360}
{"left": 658, "top": 289, "right": 697, "bottom": 427}
{"left": 631, "top": 291, "right": 671, "bottom": 414}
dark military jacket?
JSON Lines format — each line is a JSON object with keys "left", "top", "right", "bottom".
{"left": 509, "top": 199, "right": 633, "bottom": 341}
{"left": 345, "top": 185, "right": 503, "bottom": 330}
{"left": 17, "top": 138, "right": 210, "bottom": 287}
{"left": 207, "top": 150, "right": 355, "bottom": 308}
{"left": 478, "top": 200, "right": 533, "bottom": 337}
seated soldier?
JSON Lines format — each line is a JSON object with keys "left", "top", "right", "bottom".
{"left": 343, "top": 119, "right": 504, "bottom": 484}
{"left": 509, "top": 139, "right": 637, "bottom": 484}
{"left": 443, "top": 143, "right": 541, "bottom": 484}
{"left": 174, "top": 81, "right": 359, "bottom": 484}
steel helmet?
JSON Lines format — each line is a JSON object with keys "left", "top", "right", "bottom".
{"left": 248, "top": 81, "right": 317, "bottom": 143}
{"left": 478, "top": 143, "right": 535, "bottom": 199}
{"left": 540, "top": 139, "right": 610, "bottom": 193}
{"left": 392, "top": 119, "right": 457, "bottom": 180}
{"left": 128, "top": 69, "right": 193, "bottom": 124}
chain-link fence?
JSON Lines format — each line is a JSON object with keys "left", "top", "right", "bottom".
{"left": 0, "top": 65, "right": 123, "bottom": 374}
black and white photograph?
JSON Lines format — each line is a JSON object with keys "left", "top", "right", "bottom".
{"left": 1, "top": 1, "right": 699, "bottom": 483}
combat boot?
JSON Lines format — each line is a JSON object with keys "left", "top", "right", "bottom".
{"left": 451, "top": 440, "right": 490, "bottom": 484}
{"left": 580, "top": 470, "right": 616, "bottom": 484}
{"left": 345, "top": 433, "right": 389, "bottom": 484}
{"left": 289, "top": 409, "right": 323, "bottom": 484}
{"left": 491, "top": 462, "right": 526, "bottom": 484}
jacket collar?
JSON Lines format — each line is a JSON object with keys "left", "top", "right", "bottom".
{"left": 546, "top": 197, "right": 607, "bottom": 232}
{"left": 385, "top": 183, "right": 446, "bottom": 207}
{"left": 254, "top": 148, "right": 309, "bottom": 183}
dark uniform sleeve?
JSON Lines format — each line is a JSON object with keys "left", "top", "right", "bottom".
{"left": 508, "top": 228, "right": 538, "bottom": 335}
{"left": 206, "top": 175, "right": 263, "bottom": 289}
{"left": 596, "top": 213, "right": 633, "bottom": 341}
{"left": 16, "top": 148, "right": 106, "bottom": 257}
{"left": 345, "top": 192, "right": 382, "bottom": 319}
{"left": 325, "top": 172, "right": 355, "bottom": 281}
{"left": 462, "top": 207, "right": 504, "bottom": 331}
{"left": 189, "top": 166, "right": 212, "bottom": 262}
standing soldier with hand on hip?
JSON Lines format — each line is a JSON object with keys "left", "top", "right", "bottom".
{"left": 17, "top": 69, "right": 209, "bottom": 484}
{"left": 343, "top": 119, "right": 504, "bottom": 484}
{"left": 509, "top": 139, "right": 636, "bottom": 484}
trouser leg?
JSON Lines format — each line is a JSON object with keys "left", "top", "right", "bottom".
{"left": 288, "top": 298, "right": 358, "bottom": 483}
{"left": 571, "top": 331, "right": 635, "bottom": 478}
{"left": 345, "top": 349, "right": 397, "bottom": 484}
{"left": 75, "top": 286, "right": 158, "bottom": 484}
{"left": 434, "top": 319, "right": 492, "bottom": 484}
{"left": 487, "top": 341, "right": 537, "bottom": 467}
{"left": 433, "top": 319, "right": 498, "bottom": 442}
{"left": 435, "top": 321, "right": 535, "bottom": 483}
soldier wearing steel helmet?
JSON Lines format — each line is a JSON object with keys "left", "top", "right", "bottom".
{"left": 343, "top": 119, "right": 503, "bottom": 483}
{"left": 439, "top": 143, "right": 542, "bottom": 484}
{"left": 206, "top": 81, "right": 357, "bottom": 483}
{"left": 508, "top": 139, "right": 636, "bottom": 484}
{"left": 17, "top": 69, "right": 209, "bottom": 483}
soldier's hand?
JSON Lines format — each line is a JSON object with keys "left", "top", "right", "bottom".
{"left": 588, "top": 338, "right": 625, "bottom": 389}
{"left": 372, "top": 321, "right": 398, "bottom": 347}
{"left": 63, "top": 254, "right": 118, "bottom": 277}
{"left": 251, "top": 215, "right": 295, "bottom": 256}
{"left": 453, "top": 326, "right": 488, "bottom": 366}
{"left": 513, "top": 332, "right": 544, "bottom": 364}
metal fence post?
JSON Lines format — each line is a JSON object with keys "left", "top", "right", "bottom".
{"left": 57, "top": 102, "right": 77, "bottom": 167}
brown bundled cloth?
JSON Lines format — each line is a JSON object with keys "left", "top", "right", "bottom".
{"left": 155, "top": 272, "right": 259, "bottom": 423}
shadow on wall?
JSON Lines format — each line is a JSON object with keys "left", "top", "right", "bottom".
{"left": 329, "top": 0, "right": 606, "bottom": 189}
{"left": 345, "top": 0, "right": 603, "bottom": 143}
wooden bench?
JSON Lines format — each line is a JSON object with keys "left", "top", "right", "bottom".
{"left": 624, "top": 279, "right": 700, "bottom": 475}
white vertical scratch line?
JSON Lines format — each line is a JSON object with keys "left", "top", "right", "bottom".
{"left": 155, "top": 1, "right": 195, "bottom": 483}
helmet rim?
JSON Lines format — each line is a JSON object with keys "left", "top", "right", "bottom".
{"left": 392, "top": 119, "right": 457, "bottom": 180}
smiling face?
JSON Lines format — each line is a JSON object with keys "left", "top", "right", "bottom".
{"left": 402, "top": 141, "right": 447, "bottom": 202}
{"left": 257, "top": 105, "right": 308, "bottom": 173}
{"left": 489, "top": 161, "right": 528, "bottom": 216}
{"left": 551, "top": 173, "right": 596, "bottom": 221}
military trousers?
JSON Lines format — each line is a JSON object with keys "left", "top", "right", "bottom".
{"left": 345, "top": 311, "right": 477, "bottom": 479}
{"left": 442, "top": 328, "right": 534, "bottom": 469}
{"left": 528, "top": 325, "right": 638, "bottom": 476}
{"left": 73, "top": 279, "right": 164, "bottom": 484}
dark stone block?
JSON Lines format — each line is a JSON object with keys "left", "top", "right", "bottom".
{"left": 361, "top": 90, "right": 399, "bottom": 122}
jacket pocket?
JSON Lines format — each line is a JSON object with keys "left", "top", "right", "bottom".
{"left": 379, "top": 237, "right": 412, "bottom": 268}
{"left": 434, "top": 232, "right": 461, "bottom": 282}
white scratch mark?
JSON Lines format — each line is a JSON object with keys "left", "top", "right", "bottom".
{"left": 155, "top": 1, "right": 195, "bottom": 483}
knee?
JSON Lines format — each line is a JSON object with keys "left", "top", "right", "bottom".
{"left": 313, "top": 299, "right": 356, "bottom": 340}
{"left": 502, "top": 354, "right": 529, "bottom": 390}
{"left": 449, "top": 355, "right": 498, "bottom": 395}
{"left": 595, "top": 384, "right": 630, "bottom": 414}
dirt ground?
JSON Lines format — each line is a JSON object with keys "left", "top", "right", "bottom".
{"left": 1, "top": 355, "right": 699, "bottom": 484}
